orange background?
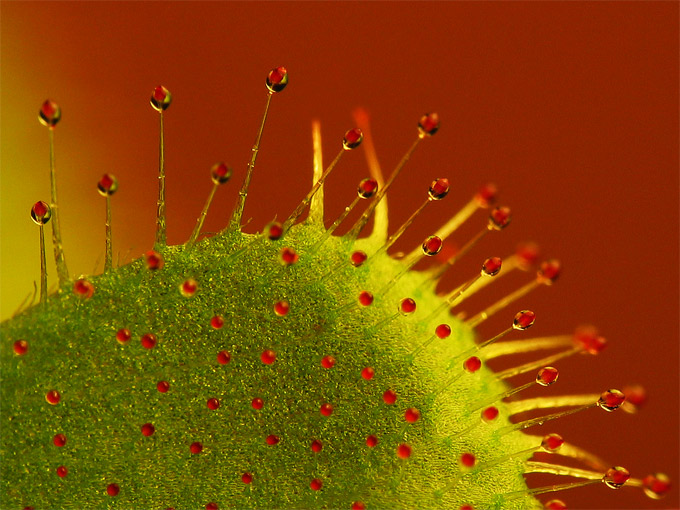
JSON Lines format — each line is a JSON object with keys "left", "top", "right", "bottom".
{"left": 1, "top": 2, "right": 678, "bottom": 509}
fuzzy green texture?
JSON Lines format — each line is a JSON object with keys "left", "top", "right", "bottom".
{"left": 1, "top": 222, "right": 540, "bottom": 509}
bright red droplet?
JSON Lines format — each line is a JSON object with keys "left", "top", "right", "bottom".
{"left": 541, "top": 433, "right": 564, "bottom": 452}
{"left": 141, "top": 333, "right": 157, "bottom": 349}
{"left": 46, "top": 390, "right": 61, "bottom": 405}
{"left": 418, "top": 112, "right": 440, "bottom": 136}
{"left": 274, "top": 300, "right": 290, "bottom": 316}
{"left": 210, "top": 316, "right": 224, "bottom": 329}
{"left": 536, "top": 367, "right": 559, "bottom": 386}
{"left": 435, "top": 324, "right": 451, "bottom": 339}
{"left": 516, "top": 242, "right": 540, "bottom": 268}
{"left": 428, "top": 178, "right": 450, "bottom": 200}
{"left": 157, "top": 380, "right": 170, "bottom": 393}
{"left": 310, "top": 478, "right": 323, "bottom": 491}
{"left": 422, "top": 235, "right": 443, "bottom": 256}
{"left": 460, "top": 505, "right": 474, "bottom": 510}
{"left": 320, "top": 403, "right": 333, "bottom": 417}
{"left": 404, "top": 408, "right": 420, "bottom": 423}
{"left": 463, "top": 357, "right": 481, "bottom": 373}
{"left": 207, "top": 398, "right": 220, "bottom": 410}
{"left": 488, "top": 206, "right": 512, "bottom": 230}
{"left": 73, "top": 278, "right": 94, "bottom": 298}
{"left": 358, "top": 291, "right": 374, "bottom": 306}
{"left": 399, "top": 298, "right": 416, "bottom": 315}
{"left": 216, "top": 350, "right": 231, "bottom": 365}
{"left": 141, "top": 423, "right": 155, "bottom": 437}
{"left": 107, "top": 483, "right": 120, "bottom": 496}
{"left": 150, "top": 86, "right": 172, "bottom": 112}
{"left": 39, "top": 99, "right": 61, "bottom": 127}
{"left": 481, "top": 406, "right": 499, "bottom": 423}
{"left": 513, "top": 310, "right": 536, "bottom": 330}
{"left": 53, "top": 433, "right": 67, "bottom": 447}
{"left": 474, "top": 182, "right": 497, "bottom": 208}
{"left": 366, "top": 435, "right": 378, "bottom": 448}
{"left": 261, "top": 350, "right": 276, "bottom": 365}
{"left": 56, "top": 465, "right": 68, "bottom": 478}
{"left": 598, "top": 389, "right": 626, "bottom": 411}
{"left": 642, "top": 473, "right": 672, "bottom": 499}
{"left": 13, "top": 340, "right": 28, "bottom": 355}
{"left": 190, "top": 442, "right": 203, "bottom": 454}
{"left": 350, "top": 250, "right": 367, "bottom": 267}
{"left": 544, "top": 500, "right": 567, "bottom": 510}
{"left": 210, "top": 162, "right": 232, "bottom": 185}
{"left": 97, "top": 173, "right": 118, "bottom": 196}
{"left": 538, "top": 259, "right": 561, "bottom": 284}
{"left": 242, "top": 472, "right": 253, "bottom": 484}
{"left": 281, "top": 247, "right": 299, "bottom": 265}
{"left": 145, "top": 250, "right": 164, "bottom": 270}
{"left": 205, "top": 503, "right": 218, "bottom": 510}
{"left": 266, "top": 221, "right": 284, "bottom": 240}
{"left": 352, "top": 502, "right": 366, "bottom": 510}
{"left": 343, "top": 128, "right": 364, "bottom": 150}
{"left": 361, "top": 367, "right": 375, "bottom": 380}
{"left": 266, "top": 435, "right": 279, "bottom": 445}
{"left": 603, "top": 466, "right": 630, "bottom": 488}
{"left": 383, "top": 389, "right": 397, "bottom": 405}
{"left": 311, "top": 440, "right": 323, "bottom": 452}
{"left": 397, "top": 444, "right": 412, "bottom": 459}
{"left": 266, "top": 66, "right": 288, "bottom": 93}
{"left": 180, "top": 278, "right": 198, "bottom": 297}
{"left": 251, "top": 397, "right": 264, "bottom": 410}
{"left": 321, "top": 355, "right": 336, "bottom": 369}
{"left": 482, "top": 257, "right": 502, "bottom": 276}
{"left": 460, "top": 452, "right": 476, "bottom": 468}
{"left": 116, "top": 329, "right": 131, "bottom": 344}
{"left": 357, "top": 178, "right": 378, "bottom": 199}
{"left": 31, "top": 201, "right": 51, "bottom": 225}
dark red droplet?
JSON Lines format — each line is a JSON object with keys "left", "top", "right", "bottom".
{"left": 343, "top": 128, "right": 364, "bottom": 150}
{"left": 190, "top": 442, "right": 203, "bottom": 454}
{"left": 463, "top": 357, "right": 482, "bottom": 373}
{"left": 207, "top": 398, "right": 220, "bottom": 410}
{"left": 642, "top": 473, "right": 672, "bottom": 499}
{"left": 474, "top": 182, "right": 498, "bottom": 208}
{"left": 242, "top": 472, "right": 253, "bottom": 484}
{"left": 481, "top": 406, "right": 499, "bottom": 423}
{"left": 266, "top": 66, "right": 288, "bottom": 93}
{"left": 46, "top": 390, "right": 61, "bottom": 405}
{"left": 513, "top": 310, "right": 536, "bottom": 330}
{"left": 361, "top": 367, "right": 375, "bottom": 380}
{"left": 97, "top": 173, "right": 118, "bottom": 196}
{"left": 358, "top": 291, "right": 374, "bottom": 306}
{"left": 350, "top": 250, "right": 367, "bottom": 267}
{"left": 397, "top": 444, "right": 412, "bottom": 459}
{"left": 31, "top": 201, "right": 51, "bottom": 225}
{"left": 261, "top": 350, "right": 276, "bottom": 365}
{"left": 274, "top": 300, "right": 290, "bottom": 316}
{"left": 366, "top": 435, "right": 378, "bottom": 448}
{"left": 321, "top": 355, "right": 336, "bottom": 369}
{"left": 217, "top": 350, "right": 231, "bottom": 365}
{"left": 266, "top": 221, "right": 284, "bottom": 240}
{"left": 536, "top": 367, "right": 559, "bottom": 386}
{"left": 141, "top": 423, "right": 155, "bottom": 437}
{"left": 598, "top": 389, "right": 626, "bottom": 412}
{"left": 210, "top": 162, "right": 232, "bottom": 185}
{"left": 251, "top": 398, "right": 264, "bottom": 410}
{"left": 418, "top": 112, "right": 440, "bottom": 136}
{"left": 210, "top": 316, "right": 224, "bottom": 329}
{"left": 357, "top": 178, "right": 378, "bottom": 199}
{"left": 157, "top": 380, "right": 170, "bottom": 393}
{"left": 541, "top": 433, "right": 564, "bottom": 452}
{"left": 399, "top": 298, "right": 416, "bottom": 315}
{"left": 141, "top": 333, "right": 157, "bottom": 349}
{"left": 404, "top": 408, "right": 420, "bottom": 423}
{"left": 603, "top": 466, "right": 630, "bottom": 488}
{"left": 107, "top": 483, "right": 120, "bottom": 496}
{"left": 73, "top": 278, "right": 94, "bottom": 298}
{"left": 460, "top": 452, "right": 476, "bottom": 468}
{"left": 266, "top": 434, "right": 280, "bottom": 445}
{"left": 310, "top": 478, "right": 323, "bottom": 491}
{"left": 53, "top": 433, "right": 67, "bottom": 447}
{"left": 383, "top": 389, "right": 397, "bottom": 405}
{"left": 13, "top": 340, "right": 28, "bottom": 355}
{"left": 56, "top": 466, "right": 68, "bottom": 478}
{"left": 145, "top": 250, "right": 164, "bottom": 270}
{"left": 538, "top": 259, "right": 561, "bottom": 284}
{"left": 311, "top": 440, "right": 323, "bottom": 452}
{"left": 281, "top": 247, "right": 299, "bottom": 265}
{"left": 205, "top": 503, "right": 218, "bottom": 510}
{"left": 428, "top": 178, "right": 450, "bottom": 200}
{"left": 116, "top": 328, "right": 131, "bottom": 344}
{"left": 320, "top": 403, "right": 333, "bottom": 417}
{"left": 435, "top": 324, "right": 451, "bottom": 339}
{"left": 488, "top": 206, "right": 512, "bottom": 230}
{"left": 422, "top": 235, "right": 443, "bottom": 256}
{"left": 482, "top": 257, "right": 502, "bottom": 277}
{"left": 39, "top": 99, "right": 61, "bottom": 127}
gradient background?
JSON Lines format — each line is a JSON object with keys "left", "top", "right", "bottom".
{"left": 1, "top": 2, "right": 678, "bottom": 509}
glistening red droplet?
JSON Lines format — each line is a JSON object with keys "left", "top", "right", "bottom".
{"left": 217, "top": 350, "right": 231, "bottom": 365}
{"left": 598, "top": 389, "right": 626, "bottom": 412}
{"left": 603, "top": 466, "right": 630, "bottom": 489}
{"left": 13, "top": 340, "right": 28, "bottom": 355}
{"left": 150, "top": 86, "right": 172, "bottom": 111}
{"left": 261, "top": 350, "right": 276, "bottom": 365}
{"left": 428, "top": 178, "right": 450, "bottom": 200}
{"left": 358, "top": 291, "right": 374, "bottom": 306}
{"left": 361, "top": 367, "right": 375, "bottom": 380}
{"left": 266, "top": 66, "right": 288, "bottom": 93}
{"left": 536, "top": 367, "right": 559, "bottom": 386}
{"left": 31, "top": 201, "right": 51, "bottom": 225}
{"left": 116, "top": 329, "right": 131, "bottom": 344}
{"left": 383, "top": 389, "right": 397, "bottom": 405}
{"left": 343, "top": 128, "right": 364, "bottom": 150}
{"left": 541, "top": 433, "right": 564, "bottom": 452}
{"left": 311, "top": 440, "right": 323, "bottom": 452}
{"left": 73, "top": 278, "right": 94, "bottom": 298}
{"left": 352, "top": 502, "right": 366, "bottom": 510}
{"left": 210, "top": 316, "right": 224, "bottom": 329}
{"left": 481, "top": 406, "right": 499, "bottom": 423}
{"left": 207, "top": 398, "right": 220, "bottom": 410}
{"left": 97, "top": 173, "right": 118, "bottom": 196}
{"left": 422, "top": 235, "right": 443, "bottom": 256}
{"left": 513, "top": 310, "right": 536, "bottom": 330}
{"left": 399, "top": 298, "right": 416, "bottom": 315}
{"left": 320, "top": 403, "right": 333, "bottom": 417}
{"left": 141, "top": 333, "right": 157, "bottom": 349}
{"left": 435, "top": 324, "right": 451, "bottom": 339}
{"left": 274, "top": 300, "right": 290, "bottom": 316}
{"left": 544, "top": 500, "right": 567, "bottom": 510}
{"left": 53, "top": 433, "right": 67, "bottom": 447}
{"left": 205, "top": 503, "right": 218, "bottom": 510}
{"left": 482, "top": 257, "right": 502, "bottom": 276}
{"left": 357, "top": 178, "right": 378, "bottom": 199}
{"left": 251, "top": 398, "right": 264, "bottom": 410}
{"left": 488, "top": 206, "right": 512, "bottom": 230}
{"left": 39, "top": 99, "right": 61, "bottom": 127}
{"left": 266, "top": 435, "right": 280, "bottom": 445}
{"left": 210, "top": 162, "right": 232, "bottom": 185}
{"left": 157, "top": 380, "right": 170, "bottom": 393}
{"left": 418, "top": 112, "right": 440, "bottom": 136}
{"left": 350, "top": 251, "right": 367, "bottom": 267}
{"left": 56, "top": 465, "right": 68, "bottom": 478}
{"left": 463, "top": 357, "right": 481, "bottom": 373}
{"left": 46, "top": 390, "right": 61, "bottom": 405}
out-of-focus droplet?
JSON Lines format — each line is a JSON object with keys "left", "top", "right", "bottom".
{"left": 242, "top": 473, "right": 253, "bottom": 484}
{"left": 310, "top": 478, "right": 323, "bottom": 491}
{"left": 538, "top": 259, "right": 561, "bottom": 284}
{"left": 481, "top": 406, "right": 499, "bottom": 423}
{"left": 541, "top": 433, "right": 564, "bottom": 452}
{"left": 321, "top": 355, "right": 336, "bottom": 369}
{"left": 266, "top": 66, "right": 288, "bottom": 93}
{"left": 56, "top": 466, "right": 68, "bottom": 478}
{"left": 150, "top": 86, "right": 172, "bottom": 112}
{"left": 274, "top": 300, "right": 290, "bottom": 317}
{"left": 97, "top": 174, "right": 118, "bottom": 196}
{"left": 361, "top": 367, "right": 375, "bottom": 380}
{"left": 404, "top": 408, "right": 420, "bottom": 423}
{"left": 460, "top": 452, "right": 476, "bottom": 468}
{"left": 190, "top": 441, "right": 203, "bottom": 454}
{"left": 352, "top": 502, "right": 366, "bottom": 510}
{"left": 107, "top": 483, "right": 120, "bottom": 497}
{"left": 573, "top": 325, "right": 607, "bottom": 355}
{"left": 266, "top": 221, "right": 284, "bottom": 240}
{"left": 261, "top": 349, "right": 276, "bottom": 365}
{"left": 536, "top": 367, "right": 559, "bottom": 386}
{"left": 383, "top": 389, "right": 397, "bottom": 405}
{"left": 357, "top": 178, "right": 378, "bottom": 199}
{"left": 145, "top": 250, "right": 164, "bottom": 270}
{"left": 366, "top": 435, "right": 378, "bottom": 447}
{"left": 482, "top": 257, "right": 502, "bottom": 276}
{"left": 397, "top": 443, "right": 412, "bottom": 459}
{"left": 642, "top": 473, "right": 671, "bottom": 499}
{"left": 603, "top": 466, "right": 630, "bottom": 489}
{"left": 516, "top": 242, "right": 540, "bottom": 268}
{"left": 31, "top": 201, "right": 51, "bottom": 225}
{"left": 210, "top": 162, "right": 233, "bottom": 185}
{"left": 418, "top": 113, "right": 440, "bottom": 136}
{"left": 474, "top": 183, "right": 497, "bottom": 208}
{"left": 73, "top": 278, "right": 94, "bottom": 299}
{"left": 598, "top": 389, "right": 626, "bottom": 412}
{"left": 513, "top": 310, "right": 536, "bottom": 330}
{"left": 399, "top": 298, "right": 416, "bottom": 316}
{"left": 422, "top": 235, "right": 443, "bottom": 256}
{"left": 488, "top": 206, "right": 512, "bottom": 230}
{"left": 266, "top": 434, "right": 279, "bottom": 445}
{"left": 210, "top": 316, "right": 224, "bottom": 329}
{"left": 39, "top": 100, "right": 61, "bottom": 127}
{"left": 13, "top": 340, "right": 28, "bottom": 356}
{"left": 281, "top": 247, "right": 299, "bottom": 265}
{"left": 141, "top": 423, "right": 155, "bottom": 436}
{"left": 428, "top": 178, "right": 450, "bottom": 200}
{"left": 180, "top": 278, "right": 198, "bottom": 297}
{"left": 343, "top": 128, "right": 364, "bottom": 150}
{"left": 311, "top": 439, "right": 323, "bottom": 452}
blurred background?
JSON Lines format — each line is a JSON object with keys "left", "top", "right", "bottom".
{"left": 1, "top": 2, "right": 677, "bottom": 509}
